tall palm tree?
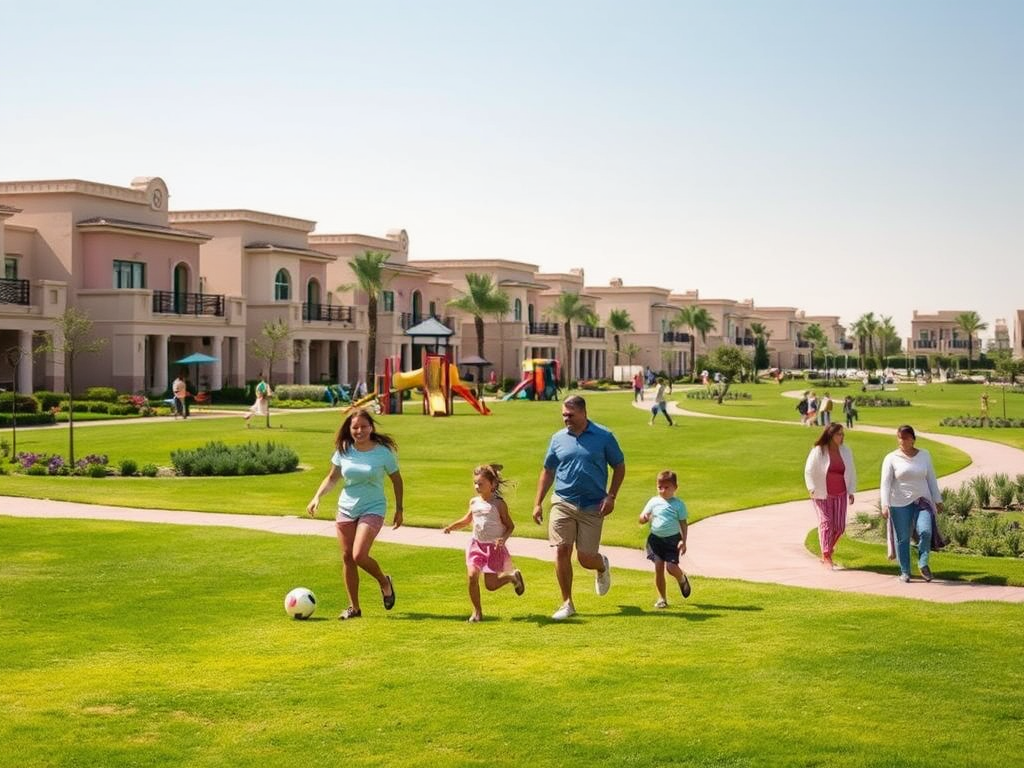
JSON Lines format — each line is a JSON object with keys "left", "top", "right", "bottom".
{"left": 876, "top": 315, "right": 900, "bottom": 368}
{"left": 851, "top": 312, "right": 879, "bottom": 368}
{"left": 545, "top": 292, "right": 598, "bottom": 387}
{"left": 340, "top": 250, "right": 391, "bottom": 389}
{"left": 749, "top": 321, "right": 772, "bottom": 375}
{"left": 447, "top": 273, "right": 510, "bottom": 394}
{"left": 955, "top": 311, "right": 988, "bottom": 375}
{"left": 803, "top": 323, "right": 829, "bottom": 370}
{"left": 606, "top": 308, "right": 635, "bottom": 365}
{"left": 671, "top": 306, "right": 716, "bottom": 382}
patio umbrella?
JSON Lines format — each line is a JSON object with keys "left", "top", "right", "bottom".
{"left": 174, "top": 353, "right": 219, "bottom": 393}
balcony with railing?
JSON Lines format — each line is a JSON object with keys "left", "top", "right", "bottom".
{"left": 734, "top": 337, "right": 755, "bottom": 346}
{"left": 152, "top": 290, "right": 225, "bottom": 317}
{"left": 303, "top": 303, "right": 354, "bottom": 323}
{"left": 951, "top": 339, "right": 971, "bottom": 349}
{"left": 662, "top": 331, "right": 690, "bottom": 343}
{"left": 528, "top": 322, "right": 561, "bottom": 336}
{"left": 796, "top": 340, "right": 810, "bottom": 348}
{"left": 0, "top": 278, "right": 30, "bottom": 306}
{"left": 912, "top": 339, "right": 937, "bottom": 349}
{"left": 576, "top": 325, "right": 605, "bottom": 339}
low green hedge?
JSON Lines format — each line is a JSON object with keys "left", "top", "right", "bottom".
{"left": 170, "top": 441, "right": 300, "bottom": 477}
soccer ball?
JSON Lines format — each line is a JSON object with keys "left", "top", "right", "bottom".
{"left": 284, "top": 587, "right": 317, "bottom": 620}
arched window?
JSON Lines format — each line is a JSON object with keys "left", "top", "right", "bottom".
{"left": 274, "top": 269, "right": 291, "bottom": 301}
{"left": 173, "top": 263, "right": 189, "bottom": 313}
{"left": 514, "top": 298, "right": 522, "bottom": 321}
{"left": 412, "top": 290, "right": 423, "bottom": 323}
{"left": 528, "top": 303, "right": 535, "bottom": 325}
{"left": 307, "top": 278, "right": 320, "bottom": 307}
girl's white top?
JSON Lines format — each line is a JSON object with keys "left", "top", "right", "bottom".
{"left": 880, "top": 448, "right": 941, "bottom": 508}
{"left": 470, "top": 495, "right": 505, "bottom": 543}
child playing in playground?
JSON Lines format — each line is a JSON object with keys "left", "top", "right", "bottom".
{"left": 443, "top": 464, "right": 525, "bottom": 622}
{"left": 638, "top": 469, "right": 691, "bottom": 608}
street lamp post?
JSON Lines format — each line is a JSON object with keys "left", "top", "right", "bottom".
{"left": 6, "top": 346, "right": 25, "bottom": 459}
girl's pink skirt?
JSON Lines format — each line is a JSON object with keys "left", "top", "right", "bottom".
{"left": 466, "top": 538, "right": 513, "bottom": 574}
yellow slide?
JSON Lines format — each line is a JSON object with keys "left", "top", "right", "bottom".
{"left": 389, "top": 362, "right": 488, "bottom": 415}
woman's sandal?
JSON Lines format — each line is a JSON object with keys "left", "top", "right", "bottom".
{"left": 338, "top": 607, "right": 362, "bottom": 620}
{"left": 382, "top": 575, "right": 396, "bottom": 610}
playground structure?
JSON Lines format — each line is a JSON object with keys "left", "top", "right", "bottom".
{"left": 369, "top": 354, "right": 489, "bottom": 416}
{"left": 503, "top": 358, "right": 560, "bottom": 401}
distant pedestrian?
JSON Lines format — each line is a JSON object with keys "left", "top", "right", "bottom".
{"left": 649, "top": 377, "right": 674, "bottom": 426}
{"left": 172, "top": 370, "right": 189, "bottom": 419}
{"left": 632, "top": 371, "right": 644, "bottom": 401}
{"left": 797, "top": 391, "right": 810, "bottom": 425}
{"left": 243, "top": 372, "right": 271, "bottom": 425}
{"left": 820, "top": 392, "right": 834, "bottom": 425}
{"left": 843, "top": 396, "right": 856, "bottom": 428}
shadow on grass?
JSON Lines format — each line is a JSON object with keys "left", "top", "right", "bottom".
{"left": 393, "top": 611, "right": 489, "bottom": 622}
{"left": 840, "top": 562, "right": 1013, "bottom": 586}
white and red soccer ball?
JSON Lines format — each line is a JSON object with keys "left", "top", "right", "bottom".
{"left": 284, "top": 587, "right": 317, "bottom": 619}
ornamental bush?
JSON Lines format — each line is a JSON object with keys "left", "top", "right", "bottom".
{"left": 170, "top": 441, "right": 300, "bottom": 477}
{"left": 853, "top": 396, "right": 911, "bottom": 407}
{"left": 84, "top": 386, "right": 119, "bottom": 403}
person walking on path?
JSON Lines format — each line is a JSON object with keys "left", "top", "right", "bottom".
{"left": 842, "top": 395, "right": 856, "bottom": 429}
{"left": 820, "top": 392, "right": 834, "bottom": 425}
{"left": 803, "top": 423, "right": 856, "bottom": 569}
{"left": 880, "top": 424, "right": 943, "bottom": 583}
{"left": 306, "top": 408, "right": 402, "bottom": 619}
{"left": 638, "top": 469, "right": 691, "bottom": 608}
{"left": 797, "top": 391, "right": 810, "bottom": 425}
{"left": 532, "top": 395, "right": 625, "bottom": 620}
{"left": 649, "top": 377, "right": 674, "bottom": 426}
{"left": 632, "top": 371, "right": 644, "bottom": 402}
{"left": 443, "top": 464, "right": 525, "bottom": 622}
{"left": 172, "top": 370, "right": 189, "bottom": 419}
{"left": 243, "top": 372, "right": 271, "bottom": 425}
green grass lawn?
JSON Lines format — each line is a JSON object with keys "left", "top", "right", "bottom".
{"left": 3, "top": 517, "right": 1023, "bottom": 768}
{"left": 1, "top": 393, "right": 967, "bottom": 550}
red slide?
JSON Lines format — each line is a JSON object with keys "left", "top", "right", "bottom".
{"left": 451, "top": 383, "right": 491, "bottom": 415}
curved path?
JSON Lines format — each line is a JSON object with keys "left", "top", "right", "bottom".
{"left": 3, "top": 394, "right": 1024, "bottom": 603}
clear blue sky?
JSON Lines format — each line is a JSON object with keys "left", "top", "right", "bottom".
{"left": 3, "top": 0, "right": 1021, "bottom": 342}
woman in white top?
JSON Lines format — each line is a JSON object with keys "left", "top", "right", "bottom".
{"left": 803, "top": 423, "right": 856, "bottom": 569}
{"left": 880, "top": 424, "right": 943, "bottom": 583}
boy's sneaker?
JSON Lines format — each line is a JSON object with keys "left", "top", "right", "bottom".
{"left": 551, "top": 601, "right": 576, "bottom": 621}
{"left": 899, "top": 573, "right": 911, "bottom": 583}
{"left": 654, "top": 598, "right": 668, "bottom": 609}
{"left": 595, "top": 555, "right": 611, "bottom": 596}
{"left": 680, "top": 574, "right": 692, "bottom": 599}
{"left": 920, "top": 566, "right": 933, "bottom": 582}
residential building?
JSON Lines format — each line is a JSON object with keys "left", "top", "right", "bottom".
{"left": 908, "top": 310, "right": 983, "bottom": 357}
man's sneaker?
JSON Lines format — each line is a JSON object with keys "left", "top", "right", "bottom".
{"left": 595, "top": 555, "right": 611, "bottom": 596}
{"left": 899, "top": 573, "right": 911, "bottom": 583}
{"left": 551, "top": 601, "right": 576, "bottom": 621}
{"left": 654, "top": 598, "right": 668, "bottom": 609}
{"left": 680, "top": 574, "right": 692, "bottom": 599}
{"left": 920, "top": 566, "right": 933, "bottom": 582}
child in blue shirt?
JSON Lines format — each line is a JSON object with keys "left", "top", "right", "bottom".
{"left": 638, "top": 470, "right": 691, "bottom": 608}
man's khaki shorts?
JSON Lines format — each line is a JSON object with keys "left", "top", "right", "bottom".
{"left": 549, "top": 496, "right": 604, "bottom": 555}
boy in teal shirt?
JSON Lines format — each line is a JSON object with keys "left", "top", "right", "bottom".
{"left": 638, "top": 469, "right": 691, "bottom": 608}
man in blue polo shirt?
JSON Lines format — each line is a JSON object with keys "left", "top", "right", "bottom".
{"left": 532, "top": 395, "right": 626, "bottom": 620}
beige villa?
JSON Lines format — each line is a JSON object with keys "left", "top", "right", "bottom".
{"left": 16, "top": 172, "right": 1003, "bottom": 399}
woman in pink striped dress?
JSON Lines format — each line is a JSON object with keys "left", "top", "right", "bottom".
{"left": 803, "top": 423, "right": 857, "bottom": 569}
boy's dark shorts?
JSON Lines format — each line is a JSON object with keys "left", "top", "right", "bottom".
{"left": 645, "top": 532, "right": 682, "bottom": 564}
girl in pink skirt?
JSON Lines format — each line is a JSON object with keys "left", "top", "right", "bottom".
{"left": 443, "top": 464, "right": 525, "bottom": 622}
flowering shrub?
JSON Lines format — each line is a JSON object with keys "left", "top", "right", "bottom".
{"left": 14, "top": 452, "right": 108, "bottom": 476}
{"left": 940, "top": 415, "right": 1024, "bottom": 428}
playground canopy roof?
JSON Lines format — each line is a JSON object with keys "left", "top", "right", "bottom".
{"left": 405, "top": 316, "right": 454, "bottom": 348}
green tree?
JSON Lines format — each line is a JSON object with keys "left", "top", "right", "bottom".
{"left": 749, "top": 322, "right": 772, "bottom": 375}
{"left": 606, "top": 309, "right": 635, "bottom": 366}
{"left": 447, "top": 273, "right": 510, "bottom": 396}
{"left": 955, "top": 311, "right": 988, "bottom": 375}
{"left": 802, "top": 323, "right": 829, "bottom": 370}
{"left": 34, "top": 307, "right": 107, "bottom": 464}
{"left": 622, "top": 342, "right": 643, "bottom": 370}
{"left": 339, "top": 250, "right": 392, "bottom": 388}
{"left": 850, "top": 312, "right": 879, "bottom": 368}
{"left": 545, "top": 292, "right": 597, "bottom": 387}
{"left": 671, "top": 306, "right": 717, "bottom": 382}
{"left": 706, "top": 346, "right": 753, "bottom": 403}
{"left": 248, "top": 319, "right": 291, "bottom": 428}
{"left": 876, "top": 315, "right": 901, "bottom": 358}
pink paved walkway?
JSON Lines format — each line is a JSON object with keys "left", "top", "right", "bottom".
{"left": 3, "top": 394, "right": 1023, "bottom": 603}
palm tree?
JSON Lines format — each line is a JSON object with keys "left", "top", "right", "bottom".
{"left": 671, "top": 306, "right": 716, "bottom": 382}
{"left": 545, "top": 292, "right": 598, "bottom": 387}
{"left": 622, "top": 342, "right": 643, "bottom": 369}
{"left": 749, "top": 322, "right": 772, "bottom": 376}
{"left": 606, "top": 309, "right": 635, "bottom": 365}
{"left": 851, "top": 312, "right": 879, "bottom": 368}
{"left": 955, "top": 311, "right": 988, "bottom": 375}
{"left": 447, "top": 273, "right": 510, "bottom": 395}
{"left": 876, "top": 315, "right": 900, "bottom": 368}
{"left": 340, "top": 250, "right": 391, "bottom": 390}
{"left": 803, "top": 323, "right": 829, "bottom": 371}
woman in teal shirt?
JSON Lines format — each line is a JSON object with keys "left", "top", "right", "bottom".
{"left": 308, "top": 408, "right": 404, "bottom": 619}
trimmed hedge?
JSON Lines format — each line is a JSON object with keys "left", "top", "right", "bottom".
{"left": 0, "top": 413, "right": 56, "bottom": 427}
{"left": 170, "top": 441, "right": 300, "bottom": 477}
